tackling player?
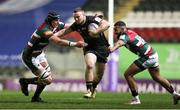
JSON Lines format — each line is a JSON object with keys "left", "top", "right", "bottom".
{"left": 51, "top": 8, "right": 110, "bottom": 98}
{"left": 109, "top": 21, "right": 180, "bottom": 105}
{"left": 19, "top": 11, "right": 86, "bottom": 102}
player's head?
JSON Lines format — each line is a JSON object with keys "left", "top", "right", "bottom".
{"left": 73, "top": 7, "right": 85, "bottom": 25}
{"left": 114, "top": 21, "right": 127, "bottom": 35}
{"left": 45, "top": 11, "right": 60, "bottom": 28}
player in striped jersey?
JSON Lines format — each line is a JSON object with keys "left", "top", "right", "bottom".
{"left": 19, "top": 11, "right": 86, "bottom": 102}
{"left": 110, "top": 21, "right": 180, "bottom": 105}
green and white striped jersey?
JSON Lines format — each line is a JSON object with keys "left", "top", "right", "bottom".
{"left": 23, "top": 22, "right": 65, "bottom": 55}
{"left": 118, "top": 30, "right": 156, "bottom": 57}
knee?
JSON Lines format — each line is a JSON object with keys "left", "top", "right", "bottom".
{"left": 124, "top": 73, "right": 129, "bottom": 79}
{"left": 124, "top": 72, "right": 133, "bottom": 79}
{"left": 86, "top": 64, "right": 94, "bottom": 70}
{"left": 42, "top": 77, "right": 52, "bottom": 85}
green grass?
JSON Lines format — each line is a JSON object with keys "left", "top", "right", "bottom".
{"left": 0, "top": 91, "right": 180, "bottom": 109}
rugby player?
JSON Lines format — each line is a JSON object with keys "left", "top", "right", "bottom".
{"left": 109, "top": 21, "right": 180, "bottom": 105}
{"left": 51, "top": 8, "right": 110, "bottom": 98}
{"left": 19, "top": 11, "right": 86, "bottom": 102}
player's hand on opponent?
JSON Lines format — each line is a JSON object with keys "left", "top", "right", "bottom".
{"left": 107, "top": 46, "right": 114, "bottom": 53}
{"left": 76, "top": 41, "right": 88, "bottom": 48}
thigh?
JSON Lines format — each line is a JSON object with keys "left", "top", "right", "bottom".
{"left": 37, "top": 52, "right": 49, "bottom": 68}
{"left": 32, "top": 53, "right": 50, "bottom": 76}
{"left": 148, "top": 66, "right": 160, "bottom": 78}
{"left": 95, "top": 47, "right": 109, "bottom": 63}
{"left": 125, "top": 63, "right": 142, "bottom": 76}
{"left": 22, "top": 52, "right": 39, "bottom": 72}
{"left": 136, "top": 53, "right": 159, "bottom": 70}
{"left": 96, "top": 63, "right": 106, "bottom": 74}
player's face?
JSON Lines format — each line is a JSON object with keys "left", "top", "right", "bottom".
{"left": 73, "top": 11, "right": 85, "bottom": 24}
{"left": 114, "top": 26, "right": 126, "bottom": 35}
{"left": 51, "top": 19, "right": 59, "bottom": 28}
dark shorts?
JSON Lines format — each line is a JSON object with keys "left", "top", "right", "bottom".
{"left": 22, "top": 52, "right": 39, "bottom": 71}
{"left": 83, "top": 46, "right": 109, "bottom": 63}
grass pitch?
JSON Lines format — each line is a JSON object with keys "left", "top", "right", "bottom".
{"left": 0, "top": 91, "right": 180, "bottom": 109}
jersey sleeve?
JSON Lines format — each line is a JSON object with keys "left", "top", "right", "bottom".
{"left": 118, "top": 34, "right": 129, "bottom": 44}
{"left": 35, "top": 28, "right": 52, "bottom": 39}
{"left": 35, "top": 29, "right": 46, "bottom": 37}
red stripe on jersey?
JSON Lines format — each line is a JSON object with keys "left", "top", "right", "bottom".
{"left": 139, "top": 43, "right": 143, "bottom": 48}
{"left": 38, "top": 22, "right": 46, "bottom": 30}
{"left": 127, "top": 30, "right": 136, "bottom": 43}
{"left": 146, "top": 47, "right": 153, "bottom": 56}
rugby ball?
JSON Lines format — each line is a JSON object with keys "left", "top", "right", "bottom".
{"left": 88, "top": 23, "right": 99, "bottom": 30}
{"left": 88, "top": 23, "right": 99, "bottom": 38}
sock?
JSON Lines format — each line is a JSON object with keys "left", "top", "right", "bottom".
{"left": 33, "top": 84, "right": 46, "bottom": 98}
{"left": 131, "top": 90, "right": 139, "bottom": 97}
{"left": 168, "top": 85, "right": 174, "bottom": 94}
{"left": 24, "top": 77, "right": 39, "bottom": 85}
{"left": 93, "top": 81, "right": 98, "bottom": 89}
{"left": 86, "top": 81, "right": 93, "bottom": 91}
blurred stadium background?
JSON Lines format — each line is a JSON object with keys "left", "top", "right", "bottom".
{"left": 0, "top": 0, "right": 180, "bottom": 94}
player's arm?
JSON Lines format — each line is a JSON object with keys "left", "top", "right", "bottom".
{"left": 97, "top": 19, "right": 110, "bottom": 33}
{"left": 53, "top": 26, "right": 73, "bottom": 39}
{"left": 109, "top": 39, "right": 125, "bottom": 52}
{"left": 89, "top": 18, "right": 110, "bottom": 35}
{"left": 64, "top": 23, "right": 71, "bottom": 29}
{"left": 44, "top": 30, "right": 86, "bottom": 48}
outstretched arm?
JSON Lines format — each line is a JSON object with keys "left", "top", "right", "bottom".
{"left": 44, "top": 30, "right": 86, "bottom": 48}
{"left": 50, "top": 35, "right": 87, "bottom": 48}
{"left": 109, "top": 40, "right": 125, "bottom": 52}
{"left": 53, "top": 27, "right": 73, "bottom": 39}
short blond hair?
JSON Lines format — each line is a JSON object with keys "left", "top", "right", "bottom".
{"left": 73, "top": 7, "right": 84, "bottom": 13}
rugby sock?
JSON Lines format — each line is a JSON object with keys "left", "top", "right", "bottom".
{"left": 131, "top": 90, "right": 139, "bottom": 97}
{"left": 168, "top": 85, "right": 174, "bottom": 94}
{"left": 86, "top": 81, "right": 93, "bottom": 91}
{"left": 33, "top": 84, "right": 46, "bottom": 98}
{"left": 24, "top": 77, "right": 39, "bottom": 84}
{"left": 93, "top": 81, "right": 98, "bottom": 89}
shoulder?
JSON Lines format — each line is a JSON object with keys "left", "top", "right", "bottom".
{"left": 36, "top": 22, "right": 52, "bottom": 38}
{"left": 127, "top": 29, "right": 137, "bottom": 36}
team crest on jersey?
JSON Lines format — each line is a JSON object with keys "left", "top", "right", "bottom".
{"left": 0, "top": 0, "right": 52, "bottom": 14}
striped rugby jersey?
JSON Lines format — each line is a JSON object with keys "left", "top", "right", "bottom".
{"left": 23, "top": 22, "right": 65, "bottom": 55}
{"left": 118, "top": 30, "right": 156, "bottom": 57}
